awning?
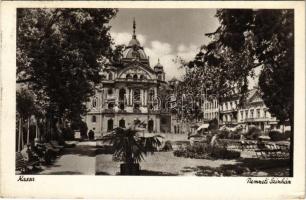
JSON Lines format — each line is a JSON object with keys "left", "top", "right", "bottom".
{"left": 196, "top": 124, "right": 209, "bottom": 131}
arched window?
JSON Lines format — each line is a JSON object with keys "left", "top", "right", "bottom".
{"left": 133, "top": 89, "right": 140, "bottom": 101}
{"left": 108, "top": 88, "right": 113, "bottom": 95}
{"left": 140, "top": 74, "right": 145, "bottom": 79}
{"left": 149, "top": 89, "right": 155, "bottom": 101}
{"left": 133, "top": 74, "right": 138, "bottom": 80}
{"left": 92, "top": 115, "right": 96, "bottom": 123}
{"left": 107, "top": 119, "right": 113, "bottom": 131}
{"left": 92, "top": 97, "right": 97, "bottom": 108}
{"left": 148, "top": 120, "right": 154, "bottom": 133}
{"left": 119, "top": 103, "right": 125, "bottom": 110}
{"left": 119, "top": 119, "right": 125, "bottom": 128}
{"left": 108, "top": 72, "right": 113, "bottom": 80}
{"left": 126, "top": 74, "right": 131, "bottom": 79}
{"left": 119, "top": 88, "right": 126, "bottom": 101}
{"left": 108, "top": 103, "right": 114, "bottom": 109}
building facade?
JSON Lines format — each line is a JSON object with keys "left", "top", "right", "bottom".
{"left": 237, "top": 89, "right": 279, "bottom": 133}
{"left": 203, "top": 98, "right": 219, "bottom": 121}
{"left": 84, "top": 20, "right": 169, "bottom": 135}
{"left": 203, "top": 88, "right": 281, "bottom": 133}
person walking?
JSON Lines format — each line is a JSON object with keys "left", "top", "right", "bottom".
{"left": 88, "top": 129, "right": 95, "bottom": 141}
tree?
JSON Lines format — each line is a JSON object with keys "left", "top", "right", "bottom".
{"left": 17, "top": 8, "right": 118, "bottom": 124}
{"left": 16, "top": 88, "right": 36, "bottom": 119}
{"left": 183, "top": 9, "right": 294, "bottom": 175}
{"left": 102, "top": 126, "right": 162, "bottom": 175}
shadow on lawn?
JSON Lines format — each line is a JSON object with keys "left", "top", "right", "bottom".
{"left": 95, "top": 171, "right": 111, "bottom": 175}
{"left": 139, "top": 170, "right": 179, "bottom": 176}
{"left": 42, "top": 171, "right": 84, "bottom": 175}
{"left": 63, "top": 145, "right": 97, "bottom": 157}
{"left": 181, "top": 158, "right": 290, "bottom": 177}
{"left": 107, "top": 170, "right": 179, "bottom": 176}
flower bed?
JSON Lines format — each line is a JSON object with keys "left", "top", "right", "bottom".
{"left": 173, "top": 142, "right": 240, "bottom": 160}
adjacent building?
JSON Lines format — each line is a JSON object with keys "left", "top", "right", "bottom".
{"left": 237, "top": 88, "right": 279, "bottom": 133}
{"left": 203, "top": 88, "right": 281, "bottom": 133}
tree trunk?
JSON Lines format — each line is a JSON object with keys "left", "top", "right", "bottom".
{"left": 27, "top": 117, "right": 30, "bottom": 144}
{"left": 18, "top": 117, "right": 22, "bottom": 152}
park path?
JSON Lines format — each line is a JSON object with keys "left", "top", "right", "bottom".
{"left": 40, "top": 141, "right": 97, "bottom": 175}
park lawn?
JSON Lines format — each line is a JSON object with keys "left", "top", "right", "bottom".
{"left": 95, "top": 150, "right": 290, "bottom": 176}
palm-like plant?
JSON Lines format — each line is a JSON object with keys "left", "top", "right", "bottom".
{"left": 102, "top": 127, "right": 163, "bottom": 175}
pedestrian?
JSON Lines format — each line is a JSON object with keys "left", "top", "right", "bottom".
{"left": 88, "top": 129, "right": 95, "bottom": 140}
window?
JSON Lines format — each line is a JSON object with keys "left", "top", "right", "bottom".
{"left": 107, "top": 119, "right": 113, "bottom": 131}
{"left": 126, "top": 74, "right": 131, "bottom": 79}
{"left": 92, "top": 115, "right": 96, "bottom": 123}
{"left": 149, "top": 89, "right": 155, "bottom": 101}
{"left": 134, "top": 103, "right": 140, "bottom": 109}
{"left": 250, "top": 110, "right": 254, "bottom": 118}
{"left": 157, "top": 74, "right": 162, "bottom": 80}
{"left": 119, "top": 119, "right": 125, "bottom": 128}
{"left": 240, "top": 111, "right": 244, "bottom": 121}
{"left": 133, "top": 89, "right": 140, "bottom": 101}
{"left": 133, "top": 74, "right": 138, "bottom": 80}
{"left": 119, "top": 103, "right": 125, "bottom": 110}
{"left": 108, "top": 72, "right": 113, "bottom": 80}
{"left": 140, "top": 74, "right": 145, "bottom": 79}
{"left": 256, "top": 109, "right": 261, "bottom": 118}
{"left": 108, "top": 103, "right": 114, "bottom": 109}
{"left": 92, "top": 98, "right": 97, "bottom": 108}
{"left": 108, "top": 88, "right": 113, "bottom": 95}
{"left": 119, "top": 88, "right": 126, "bottom": 101}
{"left": 245, "top": 110, "right": 249, "bottom": 119}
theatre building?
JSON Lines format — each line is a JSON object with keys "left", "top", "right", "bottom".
{"left": 84, "top": 20, "right": 169, "bottom": 135}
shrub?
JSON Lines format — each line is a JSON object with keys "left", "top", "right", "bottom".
{"left": 211, "top": 145, "right": 240, "bottom": 159}
{"left": 246, "top": 127, "right": 261, "bottom": 140}
{"left": 269, "top": 130, "right": 291, "bottom": 141}
{"left": 218, "top": 130, "right": 229, "bottom": 139}
{"left": 162, "top": 140, "right": 173, "bottom": 151}
{"left": 173, "top": 142, "right": 240, "bottom": 160}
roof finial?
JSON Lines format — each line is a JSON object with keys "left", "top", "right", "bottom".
{"left": 158, "top": 58, "right": 160, "bottom": 64}
{"left": 133, "top": 18, "right": 136, "bottom": 39}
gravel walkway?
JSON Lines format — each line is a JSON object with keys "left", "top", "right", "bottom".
{"left": 40, "top": 141, "right": 96, "bottom": 175}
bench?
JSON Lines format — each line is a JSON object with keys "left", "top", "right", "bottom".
{"left": 16, "top": 152, "right": 27, "bottom": 173}
{"left": 255, "top": 143, "right": 288, "bottom": 159}
{"left": 16, "top": 152, "right": 40, "bottom": 173}
{"left": 50, "top": 140, "right": 65, "bottom": 150}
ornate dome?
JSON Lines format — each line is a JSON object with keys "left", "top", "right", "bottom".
{"left": 128, "top": 37, "right": 141, "bottom": 47}
{"left": 123, "top": 48, "right": 147, "bottom": 59}
{"left": 154, "top": 59, "right": 164, "bottom": 71}
{"left": 123, "top": 19, "right": 148, "bottom": 60}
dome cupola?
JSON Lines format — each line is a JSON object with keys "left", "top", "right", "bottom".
{"left": 154, "top": 58, "right": 164, "bottom": 72}
{"left": 123, "top": 19, "right": 147, "bottom": 60}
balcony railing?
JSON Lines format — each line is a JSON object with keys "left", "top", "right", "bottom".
{"left": 102, "top": 108, "right": 115, "bottom": 114}
{"left": 115, "top": 78, "right": 157, "bottom": 83}
{"left": 243, "top": 117, "right": 276, "bottom": 122}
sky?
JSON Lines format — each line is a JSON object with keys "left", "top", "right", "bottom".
{"left": 109, "top": 9, "right": 259, "bottom": 88}
{"left": 109, "top": 9, "right": 219, "bottom": 80}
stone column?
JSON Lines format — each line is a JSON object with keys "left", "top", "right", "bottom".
{"left": 144, "top": 89, "right": 147, "bottom": 106}
{"left": 130, "top": 89, "right": 133, "bottom": 105}
{"left": 140, "top": 89, "right": 143, "bottom": 106}
{"left": 115, "top": 88, "right": 119, "bottom": 105}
